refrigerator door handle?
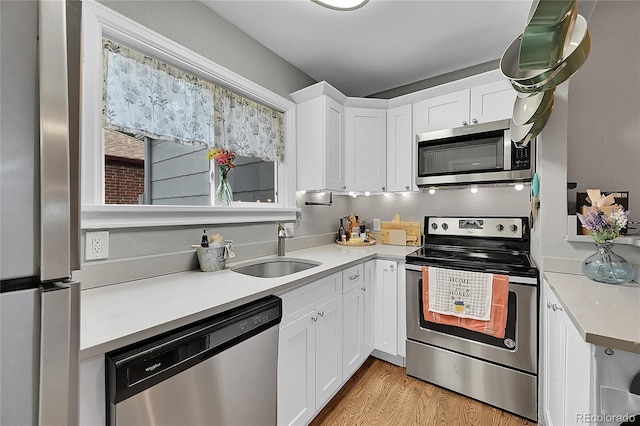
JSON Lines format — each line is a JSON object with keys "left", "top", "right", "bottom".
{"left": 39, "top": 281, "right": 80, "bottom": 426}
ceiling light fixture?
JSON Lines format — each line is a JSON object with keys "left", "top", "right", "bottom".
{"left": 311, "top": 0, "right": 369, "bottom": 11}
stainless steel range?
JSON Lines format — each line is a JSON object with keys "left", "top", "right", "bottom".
{"left": 405, "top": 216, "right": 539, "bottom": 421}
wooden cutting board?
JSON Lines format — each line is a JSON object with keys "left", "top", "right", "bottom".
{"left": 380, "top": 229, "right": 406, "bottom": 246}
{"left": 380, "top": 221, "right": 422, "bottom": 246}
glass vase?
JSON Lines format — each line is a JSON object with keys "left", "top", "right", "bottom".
{"left": 582, "top": 242, "right": 636, "bottom": 285}
{"left": 216, "top": 171, "right": 233, "bottom": 206}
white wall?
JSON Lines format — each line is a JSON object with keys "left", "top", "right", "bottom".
{"left": 531, "top": 0, "right": 640, "bottom": 270}
{"left": 567, "top": 0, "right": 640, "bottom": 221}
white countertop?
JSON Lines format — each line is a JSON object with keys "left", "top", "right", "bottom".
{"left": 80, "top": 243, "right": 416, "bottom": 360}
{"left": 544, "top": 271, "right": 640, "bottom": 354}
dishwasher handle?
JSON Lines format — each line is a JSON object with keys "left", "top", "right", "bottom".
{"left": 106, "top": 295, "right": 282, "bottom": 404}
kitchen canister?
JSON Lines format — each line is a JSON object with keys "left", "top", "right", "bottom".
{"left": 196, "top": 246, "right": 226, "bottom": 272}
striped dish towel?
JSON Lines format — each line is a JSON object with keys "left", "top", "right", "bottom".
{"left": 428, "top": 266, "right": 493, "bottom": 320}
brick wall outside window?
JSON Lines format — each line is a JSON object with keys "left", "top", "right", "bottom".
{"left": 105, "top": 157, "right": 144, "bottom": 204}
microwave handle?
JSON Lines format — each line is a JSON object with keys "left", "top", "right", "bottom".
{"left": 503, "top": 128, "right": 512, "bottom": 171}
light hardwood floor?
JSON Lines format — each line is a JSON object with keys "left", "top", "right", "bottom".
{"left": 310, "top": 357, "right": 535, "bottom": 426}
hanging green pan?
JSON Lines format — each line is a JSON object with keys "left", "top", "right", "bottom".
{"left": 501, "top": 14, "right": 591, "bottom": 94}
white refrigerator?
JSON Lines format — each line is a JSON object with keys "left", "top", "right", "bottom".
{"left": 1, "top": 1, "right": 81, "bottom": 424}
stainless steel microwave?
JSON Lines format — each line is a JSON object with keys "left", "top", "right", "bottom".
{"left": 415, "top": 119, "right": 534, "bottom": 187}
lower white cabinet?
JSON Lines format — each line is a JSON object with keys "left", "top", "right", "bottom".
{"left": 342, "top": 263, "right": 374, "bottom": 380}
{"left": 277, "top": 273, "right": 343, "bottom": 426}
{"left": 542, "top": 279, "right": 593, "bottom": 426}
{"left": 374, "top": 259, "right": 398, "bottom": 355}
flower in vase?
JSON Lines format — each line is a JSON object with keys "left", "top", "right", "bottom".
{"left": 208, "top": 147, "right": 236, "bottom": 178}
{"left": 577, "top": 206, "right": 629, "bottom": 244}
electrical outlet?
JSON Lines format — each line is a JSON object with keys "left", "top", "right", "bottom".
{"left": 373, "top": 219, "right": 381, "bottom": 231}
{"left": 284, "top": 223, "right": 295, "bottom": 238}
{"left": 85, "top": 231, "right": 109, "bottom": 260}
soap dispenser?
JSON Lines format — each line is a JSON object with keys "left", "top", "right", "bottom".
{"left": 201, "top": 229, "right": 209, "bottom": 248}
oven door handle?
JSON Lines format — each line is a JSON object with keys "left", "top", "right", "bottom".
{"left": 405, "top": 264, "right": 424, "bottom": 273}
{"left": 404, "top": 263, "right": 538, "bottom": 285}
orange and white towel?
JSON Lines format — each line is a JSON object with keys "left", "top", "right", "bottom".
{"left": 422, "top": 266, "right": 510, "bottom": 338}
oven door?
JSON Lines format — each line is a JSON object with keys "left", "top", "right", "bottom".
{"left": 405, "top": 264, "right": 538, "bottom": 374}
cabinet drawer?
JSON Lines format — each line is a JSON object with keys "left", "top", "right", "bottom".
{"left": 342, "top": 264, "right": 364, "bottom": 293}
{"left": 279, "top": 272, "right": 342, "bottom": 327}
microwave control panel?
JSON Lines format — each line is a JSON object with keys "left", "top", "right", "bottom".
{"left": 511, "top": 142, "right": 531, "bottom": 170}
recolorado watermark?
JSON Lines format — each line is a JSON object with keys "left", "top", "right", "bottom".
{"left": 576, "top": 413, "right": 636, "bottom": 423}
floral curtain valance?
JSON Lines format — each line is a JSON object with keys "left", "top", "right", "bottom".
{"left": 214, "top": 86, "right": 285, "bottom": 162}
{"left": 102, "top": 39, "right": 285, "bottom": 162}
{"left": 102, "top": 39, "right": 216, "bottom": 147}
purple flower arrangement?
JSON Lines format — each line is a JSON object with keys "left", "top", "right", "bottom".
{"left": 577, "top": 206, "right": 629, "bottom": 244}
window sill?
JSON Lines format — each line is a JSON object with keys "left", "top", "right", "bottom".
{"left": 81, "top": 205, "right": 300, "bottom": 229}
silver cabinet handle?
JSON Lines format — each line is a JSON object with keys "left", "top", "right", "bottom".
{"left": 462, "top": 121, "right": 468, "bottom": 126}
{"left": 318, "top": 311, "right": 324, "bottom": 317}
{"left": 349, "top": 274, "right": 360, "bottom": 280}
{"left": 361, "top": 286, "right": 366, "bottom": 292}
{"left": 390, "top": 264, "right": 395, "bottom": 271}
{"left": 382, "top": 186, "right": 386, "bottom": 191}
{"left": 311, "top": 315, "right": 317, "bottom": 322}
{"left": 405, "top": 186, "right": 410, "bottom": 190}
{"left": 547, "top": 301, "right": 563, "bottom": 312}
{"left": 472, "top": 118, "right": 478, "bottom": 124}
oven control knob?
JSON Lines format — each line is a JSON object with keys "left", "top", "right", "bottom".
{"left": 431, "top": 223, "right": 438, "bottom": 230}
{"left": 496, "top": 224, "right": 504, "bottom": 231}
{"left": 442, "top": 223, "right": 449, "bottom": 231}
{"left": 510, "top": 224, "right": 518, "bottom": 232}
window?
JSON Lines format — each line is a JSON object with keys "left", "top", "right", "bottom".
{"left": 81, "top": 2, "right": 297, "bottom": 228}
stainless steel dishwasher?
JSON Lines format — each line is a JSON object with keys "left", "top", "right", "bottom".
{"left": 106, "top": 295, "right": 282, "bottom": 426}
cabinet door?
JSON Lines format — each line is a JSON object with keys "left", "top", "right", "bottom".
{"left": 386, "top": 104, "right": 414, "bottom": 192}
{"left": 324, "top": 96, "right": 346, "bottom": 191}
{"left": 396, "top": 262, "right": 407, "bottom": 358}
{"left": 364, "top": 260, "right": 375, "bottom": 356}
{"left": 345, "top": 107, "right": 386, "bottom": 192}
{"left": 413, "top": 89, "right": 470, "bottom": 134}
{"left": 342, "top": 286, "right": 364, "bottom": 380}
{"left": 278, "top": 312, "right": 316, "bottom": 426}
{"left": 542, "top": 281, "right": 563, "bottom": 426}
{"left": 374, "top": 260, "right": 398, "bottom": 355}
{"left": 561, "top": 311, "right": 592, "bottom": 426}
{"left": 315, "top": 296, "right": 343, "bottom": 410}
{"left": 470, "top": 80, "right": 516, "bottom": 124}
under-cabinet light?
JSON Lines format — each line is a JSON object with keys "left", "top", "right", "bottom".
{"left": 470, "top": 186, "right": 479, "bottom": 194}
{"left": 428, "top": 187, "right": 436, "bottom": 195}
{"left": 514, "top": 183, "right": 524, "bottom": 191}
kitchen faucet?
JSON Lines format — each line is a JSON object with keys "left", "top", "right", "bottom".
{"left": 277, "top": 223, "right": 286, "bottom": 256}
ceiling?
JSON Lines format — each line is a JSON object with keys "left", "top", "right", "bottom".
{"left": 201, "top": 0, "right": 534, "bottom": 97}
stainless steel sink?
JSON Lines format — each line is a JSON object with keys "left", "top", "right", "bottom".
{"left": 231, "top": 258, "right": 322, "bottom": 278}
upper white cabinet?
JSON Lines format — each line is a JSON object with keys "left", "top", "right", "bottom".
{"left": 291, "top": 83, "right": 347, "bottom": 192}
{"left": 386, "top": 104, "right": 414, "bottom": 192}
{"left": 413, "top": 79, "right": 516, "bottom": 134}
{"left": 413, "top": 89, "right": 470, "bottom": 134}
{"left": 470, "top": 80, "right": 517, "bottom": 124}
{"left": 345, "top": 107, "right": 387, "bottom": 192}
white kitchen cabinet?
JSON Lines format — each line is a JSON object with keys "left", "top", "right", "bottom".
{"left": 292, "top": 83, "right": 346, "bottom": 192}
{"left": 374, "top": 259, "right": 398, "bottom": 356}
{"left": 363, "top": 260, "right": 375, "bottom": 355}
{"left": 344, "top": 107, "right": 387, "bottom": 192}
{"left": 342, "top": 263, "right": 375, "bottom": 380}
{"left": 277, "top": 272, "right": 343, "bottom": 426}
{"left": 542, "top": 279, "right": 593, "bottom": 426}
{"left": 413, "top": 80, "right": 516, "bottom": 134}
{"left": 386, "top": 104, "right": 414, "bottom": 192}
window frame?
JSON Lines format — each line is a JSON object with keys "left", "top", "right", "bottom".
{"left": 80, "top": 2, "right": 298, "bottom": 229}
